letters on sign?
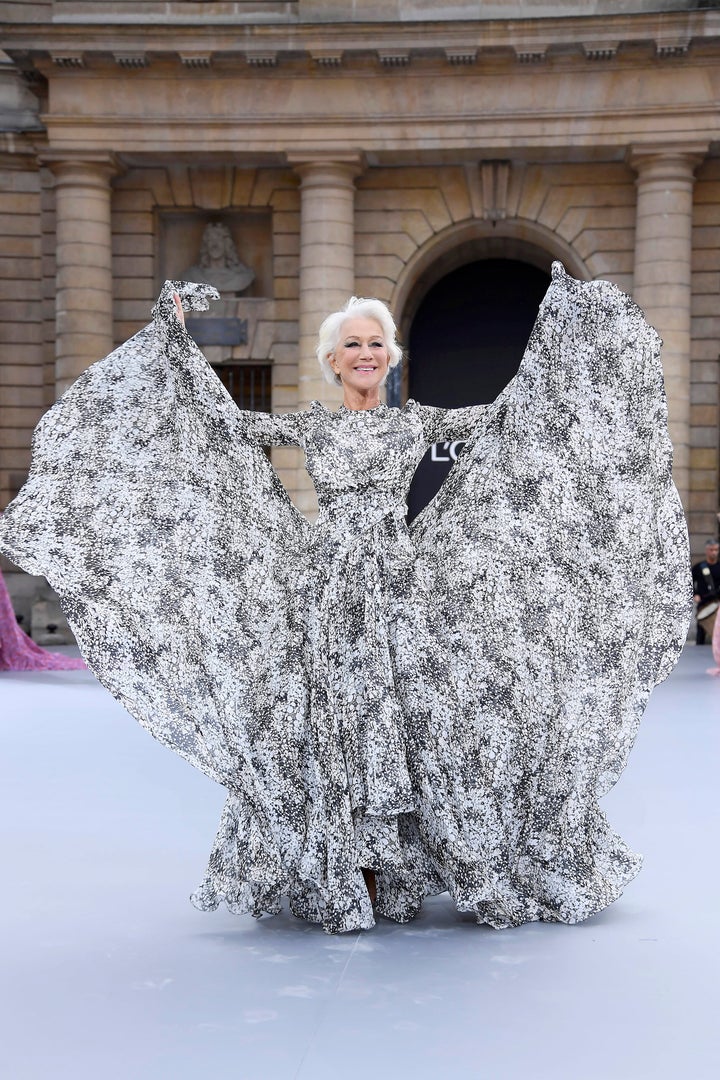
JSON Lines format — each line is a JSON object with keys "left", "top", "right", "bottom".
{"left": 430, "top": 441, "right": 466, "bottom": 463}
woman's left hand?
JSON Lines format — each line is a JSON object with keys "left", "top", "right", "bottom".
{"left": 172, "top": 292, "right": 185, "bottom": 327}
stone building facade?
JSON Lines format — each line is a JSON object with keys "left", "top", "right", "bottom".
{"left": 1, "top": 1, "right": 719, "bottom": 626}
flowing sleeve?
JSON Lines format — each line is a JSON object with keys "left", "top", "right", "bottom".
{"left": 412, "top": 402, "right": 488, "bottom": 445}
{"left": 0, "top": 279, "right": 311, "bottom": 809}
{"left": 232, "top": 409, "right": 306, "bottom": 447}
{"left": 412, "top": 262, "right": 692, "bottom": 798}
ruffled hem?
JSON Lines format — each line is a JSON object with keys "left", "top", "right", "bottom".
{"left": 190, "top": 857, "right": 641, "bottom": 934}
{"left": 190, "top": 878, "right": 377, "bottom": 935}
{"left": 190, "top": 802, "right": 642, "bottom": 934}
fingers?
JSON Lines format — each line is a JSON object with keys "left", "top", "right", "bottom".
{"left": 172, "top": 292, "right": 185, "bottom": 326}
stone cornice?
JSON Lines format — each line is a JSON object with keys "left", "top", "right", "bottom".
{"left": 35, "top": 54, "right": 720, "bottom": 157}
{"left": 5, "top": 10, "right": 717, "bottom": 164}
{"left": 39, "top": 102, "right": 719, "bottom": 163}
{"left": 2, "top": 9, "right": 719, "bottom": 71}
{"left": 26, "top": 52, "right": 720, "bottom": 156}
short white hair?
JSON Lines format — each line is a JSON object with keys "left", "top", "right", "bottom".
{"left": 316, "top": 296, "right": 403, "bottom": 386}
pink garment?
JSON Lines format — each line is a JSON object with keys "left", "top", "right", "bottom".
{"left": 0, "top": 569, "right": 85, "bottom": 671}
{"left": 708, "top": 610, "right": 720, "bottom": 677}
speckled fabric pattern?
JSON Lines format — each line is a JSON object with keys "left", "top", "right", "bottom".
{"left": 0, "top": 265, "right": 692, "bottom": 933}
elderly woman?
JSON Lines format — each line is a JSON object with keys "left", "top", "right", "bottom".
{"left": 0, "top": 268, "right": 691, "bottom": 934}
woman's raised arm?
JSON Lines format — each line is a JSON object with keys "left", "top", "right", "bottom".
{"left": 413, "top": 403, "right": 488, "bottom": 445}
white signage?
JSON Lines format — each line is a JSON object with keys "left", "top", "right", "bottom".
{"left": 430, "top": 441, "right": 466, "bottom": 463}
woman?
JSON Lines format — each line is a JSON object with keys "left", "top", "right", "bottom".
{"left": 708, "top": 603, "right": 720, "bottom": 677}
{"left": 0, "top": 265, "right": 691, "bottom": 933}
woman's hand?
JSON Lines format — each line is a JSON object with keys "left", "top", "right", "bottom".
{"left": 172, "top": 292, "right": 185, "bottom": 327}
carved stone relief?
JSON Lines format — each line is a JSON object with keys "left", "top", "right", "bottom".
{"left": 158, "top": 209, "right": 273, "bottom": 298}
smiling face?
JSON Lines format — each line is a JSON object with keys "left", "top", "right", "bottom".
{"left": 329, "top": 316, "right": 390, "bottom": 395}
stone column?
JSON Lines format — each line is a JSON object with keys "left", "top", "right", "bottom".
{"left": 628, "top": 143, "right": 707, "bottom": 506}
{"left": 290, "top": 155, "right": 362, "bottom": 515}
{"left": 47, "top": 155, "right": 119, "bottom": 397}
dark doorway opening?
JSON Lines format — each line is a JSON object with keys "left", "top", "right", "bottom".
{"left": 406, "top": 258, "right": 550, "bottom": 519}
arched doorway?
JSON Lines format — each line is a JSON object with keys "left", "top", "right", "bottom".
{"left": 405, "top": 258, "right": 550, "bottom": 519}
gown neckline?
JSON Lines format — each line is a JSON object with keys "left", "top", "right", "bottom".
{"left": 313, "top": 400, "right": 413, "bottom": 415}
{"left": 338, "top": 402, "right": 387, "bottom": 415}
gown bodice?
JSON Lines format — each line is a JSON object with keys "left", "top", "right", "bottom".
{"left": 230, "top": 398, "right": 488, "bottom": 528}
{"left": 305, "top": 403, "right": 425, "bottom": 501}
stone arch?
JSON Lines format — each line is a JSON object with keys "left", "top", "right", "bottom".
{"left": 391, "top": 217, "right": 591, "bottom": 341}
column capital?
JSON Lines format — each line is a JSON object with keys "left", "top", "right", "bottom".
{"left": 626, "top": 142, "right": 709, "bottom": 181}
{"left": 39, "top": 151, "right": 124, "bottom": 186}
{"left": 287, "top": 151, "right": 365, "bottom": 184}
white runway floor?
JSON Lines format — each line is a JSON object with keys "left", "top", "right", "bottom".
{"left": 1, "top": 648, "right": 718, "bottom": 1080}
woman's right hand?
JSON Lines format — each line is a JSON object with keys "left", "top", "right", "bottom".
{"left": 172, "top": 292, "right": 185, "bottom": 327}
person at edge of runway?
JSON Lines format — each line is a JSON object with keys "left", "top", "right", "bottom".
{"left": 0, "top": 563, "right": 85, "bottom": 672}
{"left": 707, "top": 605, "right": 720, "bottom": 677}
{"left": 692, "top": 537, "right": 720, "bottom": 645}
{"left": 713, "top": 514, "right": 720, "bottom": 672}
{"left": 0, "top": 265, "right": 692, "bottom": 934}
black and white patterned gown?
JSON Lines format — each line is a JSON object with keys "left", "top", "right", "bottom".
{"left": 0, "top": 264, "right": 691, "bottom": 933}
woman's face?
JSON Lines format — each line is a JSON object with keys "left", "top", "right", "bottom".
{"left": 329, "top": 316, "right": 390, "bottom": 392}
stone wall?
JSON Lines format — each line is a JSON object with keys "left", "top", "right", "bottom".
{"left": 355, "top": 161, "right": 636, "bottom": 303}
{"left": 0, "top": 158, "right": 45, "bottom": 510}
{"left": 690, "top": 158, "right": 720, "bottom": 547}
